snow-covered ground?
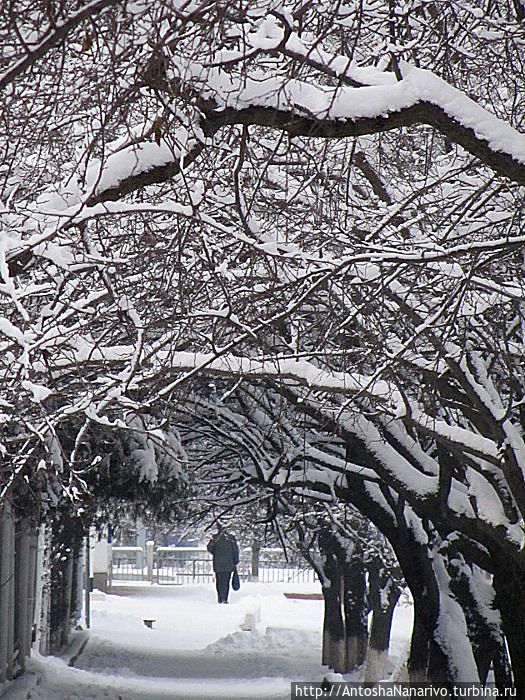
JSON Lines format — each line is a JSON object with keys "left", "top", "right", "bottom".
{"left": 2, "top": 581, "right": 413, "bottom": 700}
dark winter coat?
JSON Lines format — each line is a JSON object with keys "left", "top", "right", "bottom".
{"left": 207, "top": 531, "right": 240, "bottom": 573}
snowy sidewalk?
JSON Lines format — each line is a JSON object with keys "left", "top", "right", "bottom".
{"left": 5, "top": 582, "right": 327, "bottom": 700}
{"left": 4, "top": 581, "right": 412, "bottom": 699}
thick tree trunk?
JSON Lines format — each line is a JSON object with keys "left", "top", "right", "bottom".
{"left": 427, "top": 637, "right": 452, "bottom": 684}
{"left": 318, "top": 529, "right": 347, "bottom": 673}
{"left": 407, "top": 603, "right": 431, "bottom": 682}
{"left": 322, "top": 574, "right": 346, "bottom": 672}
{"left": 392, "top": 537, "right": 448, "bottom": 683}
{"left": 406, "top": 603, "right": 450, "bottom": 683}
{"left": 492, "top": 553, "right": 525, "bottom": 691}
{"left": 447, "top": 558, "right": 511, "bottom": 686}
{"left": 364, "top": 570, "right": 401, "bottom": 683}
{"left": 406, "top": 544, "right": 481, "bottom": 684}
{"left": 343, "top": 556, "right": 368, "bottom": 672}
{"left": 492, "top": 641, "right": 513, "bottom": 688}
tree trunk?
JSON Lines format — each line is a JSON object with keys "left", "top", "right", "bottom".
{"left": 14, "top": 518, "right": 31, "bottom": 674}
{"left": 26, "top": 528, "right": 38, "bottom": 655}
{"left": 492, "top": 553, "right": 525, "bottom": 691}
{"left": 33, "top": 525, "right": 48, "bottom": 654}
{"left": 407, "top": 602, "right": 431, "bottom": 682}
{"left": 447, "top": 558, "right": 511, "bottom": 686}
{"left": 49, "top": 511, "right": 84, "bottom": 653}
{"left": 318, "top": 528, "right": 347, "bottom": 673}
{"left": 492, "top": 639, "right": 513, "bottom": 689}
{"left": 0, "top": 502, "right": 16, "bottom": 682}
{"left": 251, "top": 539, "right": 261, "bottom": 581}
{"left": 322, "top": 573, "right": 346, "bottom": 672}
{"left": 343, "top": 556, "right": 368, "bottom": 672}
{"left": 406, "top": 544, "right": 480, "bottom": 684}
{"left": 392, "top": 537, "right": 445, "bottom": 683}
{"left": 364, "top": 568, "right": 401, "bottom": 683}
{"left": 365, "top": 614, "right": 394, "bottom": 682}
{"left": 70, "top": 541, "right": 84, "bottom": 629}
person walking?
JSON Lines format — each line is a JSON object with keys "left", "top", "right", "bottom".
{"left": 207, "top": 525, "right": 239, "bottom": 604}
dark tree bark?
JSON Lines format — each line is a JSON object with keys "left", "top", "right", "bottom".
{"left": 49, "top": 512, "right": 84, "bottom": 653}
{"left": 318, "top": 531, "right": 346, "bottom": 672}
{"left": 343, "top": 554, "right": 368, "bottom": 672}
{"left": 446, "top": 555, "right": 512, "bottom": 687}
{"left": 491, "top": 551, "right": 525, "bottom": 691}
{"left": 0, "top": 0, "right": 121, "bottom": 90}
{"left": 322, "top": 573, "right": 346, "bottom": 672}
{"left": 335, "top": 478, "right": 459, "bottom": 683}
{"left": 251, "top": 538, "right": 261, "bottom": 580}
{"left": 365, "top": 560, "right": 402, "bottom": 682}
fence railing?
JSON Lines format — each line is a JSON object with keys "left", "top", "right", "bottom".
{"left": 108, "top": 544, "right": 316, "bottom": 586}
{"left": 111, "top": 546, "right": 147, "bottom": 582}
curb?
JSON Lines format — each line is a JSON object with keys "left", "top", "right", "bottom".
{"left": 0, "top": 631, "right": 90, "bottom": 699}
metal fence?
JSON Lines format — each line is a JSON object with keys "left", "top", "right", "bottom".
{"left": 256, "top": 560, "right": 315, "bottom": 584}
{"left": 108, "top": 545, "right": 316, "bottom": 585}
{"left": 110, "top": 546, "right": 147, "bottom": 583}
{"left": 156, "top": 547, "right": 214, "bottom": 584}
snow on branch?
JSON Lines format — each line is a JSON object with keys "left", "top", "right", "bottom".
{"left": 193, "top": 62, "right": 525, "bottom": 185}
{"left": 84, "top": 138, "right": 205, "bottom": 207}
{"left": 0, "top": 0, "right": 122, "bottom": 91}
{"left": 5, "top": 123, "right": 204, "bottom": 276}
{"left": 136, "top": 350, "right": 500, "bottom": 464}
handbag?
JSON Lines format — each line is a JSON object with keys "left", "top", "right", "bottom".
{"left": 232, "top": 567, "right": 240, "bottom": 591}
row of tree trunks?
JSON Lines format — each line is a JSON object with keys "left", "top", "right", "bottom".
{"left": 318, "top": 530, "right": 369, "bottom": 675}
{"left": 393, "top": 529, "right": 518, "bottom": 686}
{"left": 338, "top": 480, "right": 492, "bottom": 684}
{"left": 1, "top": 502, "right": 86, "bottom": 681}
{"left": 48, "top": 512, "right": 85, "bottom": 653}
{"left": 0, "top": 502, "right": 39, "bottom": 682}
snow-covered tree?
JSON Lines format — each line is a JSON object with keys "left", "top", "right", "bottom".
{"left": 2, "top": 0, "right": 525, "bottom": 685}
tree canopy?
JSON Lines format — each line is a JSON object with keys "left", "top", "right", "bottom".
{"left": 2, "top": 0, "right": 525, "bottom": 685}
